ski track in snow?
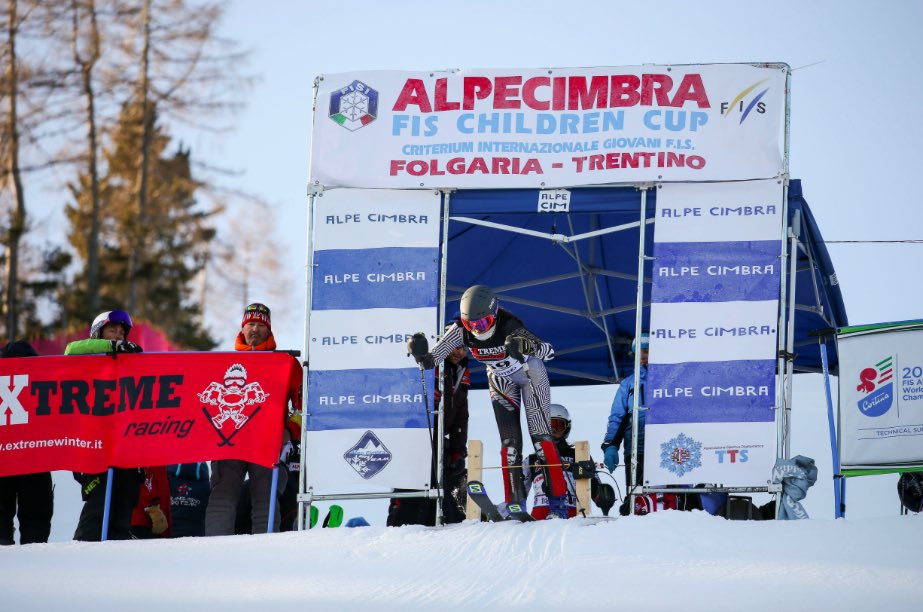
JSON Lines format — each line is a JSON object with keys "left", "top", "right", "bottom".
{"left": 2, "top": 512, "right": 921, "bottom": 610}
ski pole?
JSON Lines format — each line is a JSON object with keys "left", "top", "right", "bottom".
{"left": 407, "top": 333, "right": 438, "bottom": 491}
{"left": 415, "top": 364, "right": 438, "bottom": 487}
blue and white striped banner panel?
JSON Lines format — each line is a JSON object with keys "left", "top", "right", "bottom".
{"left": 305, "top": 189, "right": 441, "bottom": 493}
{"left": 645, "top": 179, "right": 783, "bottom": 486}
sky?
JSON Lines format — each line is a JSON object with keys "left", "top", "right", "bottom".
{"left": 179, "top": 0, "right": 923, "bottom": 345}
{"left": 11, "top": 0, "right": 923, "bottom": 544}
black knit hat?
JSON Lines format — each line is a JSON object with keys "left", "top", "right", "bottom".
{"left": 1, "top": 340, "right": 39, "bottom": 358}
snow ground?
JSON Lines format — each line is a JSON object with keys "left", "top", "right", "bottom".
{"left": 2, "top": 384, "right": 917, "bottom": 611}
{"left": 2, "top": 511, "right": 919, "bottom": 611}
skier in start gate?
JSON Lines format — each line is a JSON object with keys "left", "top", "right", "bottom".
{"left": 409, "top": 285, "right": 569, "bottom": 517}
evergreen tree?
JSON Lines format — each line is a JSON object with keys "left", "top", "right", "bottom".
{"left": 65, "top": 96, "right": 216, "bottom": 349}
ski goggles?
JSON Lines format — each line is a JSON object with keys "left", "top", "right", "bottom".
{"left": 549, "top": 418, "right": 568, "bottom": 434}
{"left": 461, "top": 314, "right": 496, "bottom": 334}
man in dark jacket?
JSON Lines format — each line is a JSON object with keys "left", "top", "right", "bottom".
{"left": 388, "top": 344, "right": 470, "bottom": 526}
{"left": 0, "top": 341, "right": 53, "bottom": 545}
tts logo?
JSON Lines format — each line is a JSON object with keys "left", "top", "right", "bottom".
{"left": 714, "top": 448, "right": 749, "bottom": 463}
{"left": 720, "top": 79, "right": 769, "bottom": 124}
{"left": 1, "top": 374, "right": 29, "bottom": 426}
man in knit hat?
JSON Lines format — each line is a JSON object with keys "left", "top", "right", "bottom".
{"left": 205, "top": 303, "right": 301, "bottom": 535}
{"left": 236, "top": 302, "right": 275, "bottom": 351}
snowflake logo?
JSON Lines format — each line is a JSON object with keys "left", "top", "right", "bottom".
{"left": 329, "top": 80, "right": 378, "bottom": 131}
{"left": 660, "top": 433, "right": 702, "bottom": 477}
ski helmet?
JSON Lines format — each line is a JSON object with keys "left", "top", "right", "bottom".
{"left": 549, "top": 403, "right": 571, "bottom": 439}
{"left": 631, "top": 333, "right": 650, "bottom": 353}
{"left": 90, "top": 310, "right": 133, "bottom": 339}
{"left": 459, "top": 285, "right": 499, "bottom": 337}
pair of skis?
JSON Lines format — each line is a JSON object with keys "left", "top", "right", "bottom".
{"left": 466, "top": 481, "right": 535, "bottom": 522}
{"left": 309, "top": 504, "right": 344, "bottom": 529}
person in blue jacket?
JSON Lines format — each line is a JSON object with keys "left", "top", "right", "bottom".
{"left": 601, "top": 333, "right": 648, "bottom": 515}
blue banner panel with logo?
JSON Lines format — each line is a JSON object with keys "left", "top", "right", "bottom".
{"left": 312, "top": 247, "right": 439, "bottom": 310}
{"left": 304, "top": 189, "right": 441, "bottom": 493}
{"left": 645, "top": 180, "right": 783, "bottom": 486}
{"left": 647, "top": 360, "right": 776, "bottom": 422}
{"left": 652, "top": 241, "right": 780, "bottom": 303}
{"left": 307, "top": 368, "right": 434, "bottom": 430}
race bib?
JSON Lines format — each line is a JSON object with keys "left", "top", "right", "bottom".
{"left": 487, "top": 357, "right": 524, "bottom": 377}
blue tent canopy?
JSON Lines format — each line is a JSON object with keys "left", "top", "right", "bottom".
{"left": 445, "top": 179, "right": 846, "bottom": 388}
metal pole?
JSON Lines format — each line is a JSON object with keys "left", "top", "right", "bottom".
{"left": 267, "top": 466, "right": 279, "bottom": 533}
{"left": 298, "top": 169, "right": 319, "bottom": 531}
{"left": 298, "top": 76, "right": 324, "bottom": 531}
{"left": 629, "top": 187, "right": 649, "bottom": 505}
{"left": 772, "top": 65, "right": 793, "bottom": 518}
{"left": 784, "top": 215, "right": 799, "bottom": 459}
{"left": 101, "top": 467, "right": 114, "bottom": 541}
{"left": 434, "top": 191, "right": 452, "bottom": 526}
{"left": 819, "top": 336, "right": 844, "bottom": 518}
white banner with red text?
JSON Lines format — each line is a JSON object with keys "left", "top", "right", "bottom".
{"left": 310, "top": 64, "right": 786, "bottom": 189}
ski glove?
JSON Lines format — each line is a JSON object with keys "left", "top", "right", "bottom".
{"left": 279, "top": 440, "right": 294, "bottom": 463}
{"left": 145, "top": 504, "right": 169, "bottom": 535}
{"left": 407, "top": 333, "right": 435, "bottom": 368}
{"left": 603, "top": 445, "right": 619, "bottom": 473}
{"left": 504, "top": 335, "right": 536, "bottom": 362}
{"left": 111, "top": 340, "right": 143, "bottom": 353}
{"left": 447, "top": 452, "right": 465, "bottom": 476}
{"left": 407, "top": 332, "right": 429, "bottom": 358}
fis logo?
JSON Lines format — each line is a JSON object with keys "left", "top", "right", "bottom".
{"left": 855, "top": 357, "right": 894, "bottom": 417}
{"left": 720, "top": 79, "right": 770, "bottom": 124}
{"left": 0, "top": 374, "right": 29, "bottom": 426}
{"left": 659, "top": 432, "right": 702, "bottom": 477}
{"left": 344, "top": 430, "right": 392, "bottom": 479}
{"left": 329, "top": 80, "right": 379, "bottom": 131}
{"left": 198, "top": 364, "right": 268, "bottom": 446}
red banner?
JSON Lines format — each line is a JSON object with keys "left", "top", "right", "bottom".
{"left": 0, "top": 351, "right": 302, "bottom": 476}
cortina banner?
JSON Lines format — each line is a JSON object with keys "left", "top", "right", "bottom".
{"left": 838, "top": 322, "right": 923, "bottom": 470}
{"left": 0, "top": 351, "right": 302, "bottom": 476}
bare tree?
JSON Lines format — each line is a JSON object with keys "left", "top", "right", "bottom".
{"left": 121, "top": 0, "right": 250, "bottom": 313}
{"left": 69, "top": 0, "right": 103, "bottom": 314}
{"left": 1, "top": 0, "right": 250, "bottom": 342}
{"left": 207, "top": 195, "right": 294, "bottom": 342}
{"left": 1, "top": 0, "right": 28, "bottom": 338}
